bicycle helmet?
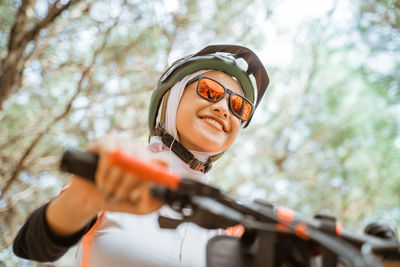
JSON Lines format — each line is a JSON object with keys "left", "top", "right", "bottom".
{"left": 148, "top": 45, "right": 270, "bottom": 135}
{"left": 148, "top": 45, "right": 270, "bottom": 173}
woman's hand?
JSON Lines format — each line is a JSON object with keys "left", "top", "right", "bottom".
{"left": 81, "top": 133, "right": 166, "bottom": 214}
{"left": 46, "top": 133, "right": 167, "bottom": 236}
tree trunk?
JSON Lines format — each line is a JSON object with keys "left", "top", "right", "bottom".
{"left": 0, "top": 0, "right": 81, "bottom": 109}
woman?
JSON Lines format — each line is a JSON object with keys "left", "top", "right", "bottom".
{"left": 13, "top": 45, "right": 269, "bottom": 267}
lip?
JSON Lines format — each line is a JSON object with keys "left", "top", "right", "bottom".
{"left": 199, "top": 115, "right": 227, "bottom": 132}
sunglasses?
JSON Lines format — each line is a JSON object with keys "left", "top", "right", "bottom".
{"left": 187, "top": 75, "right": 254, "bottom": 121}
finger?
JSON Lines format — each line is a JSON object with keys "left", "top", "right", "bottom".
{"left": 86, "top": 136, "right": 115, "bottom": 190}
{"left": 95, "top": 152, "right": 110, "bottom": 191}
{"left": 103, "top": 167, "right": 123, "bottom": 201}
{"left": 135, "top": 183, "right": 163, "bottom": 214}
{"left": 104, "top": 183, "right": 162, "bottom": 215}
{"left": 128, "top": 181, "right": 145, "bottom": 204}
{"left": 128, "top": 190, "right": 141, "bottom": 205}
{"left": 113, "top": 174, "right": 143, "bottom": 203}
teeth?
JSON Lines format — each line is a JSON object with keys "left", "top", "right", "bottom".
{"left": 202, "top": 117, "right": 224, "bottom": 130}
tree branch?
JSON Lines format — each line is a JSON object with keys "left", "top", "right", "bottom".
{"left": 0, "top": 14, "right": 121, "bottom": 199}
{"left": 0, "top": 0, "right": 82, "bottom": 109}
{"left": 7, "top": 0, "right": 35, "bottom": 51}
{"left": 1, "top": 69, "right": 85, "bottom": 199}
{"left": 24, "top": 1, "right": 92, "bottom": 68}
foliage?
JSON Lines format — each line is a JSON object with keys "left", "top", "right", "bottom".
{"left": 0, "top": 0, "right": 399, "bottom": 266}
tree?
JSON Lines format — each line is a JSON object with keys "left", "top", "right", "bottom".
{"left": 1, "top": 0, "right": 399, "bottom": 265}
{"left": 212, "top": 0, "right": 400, "bottom": 230}
{"left": 0, "top": 0, "right": 275, "bottom": 265}
{"left": 0, "top": 0, "right": 83, "bottom": 108}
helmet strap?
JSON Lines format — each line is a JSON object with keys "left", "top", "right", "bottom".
{"left": 153, "top": 123, "right": 223, "bottom": 173}
{"left": 160, "top": 90, "right": 170, "bottom": 125}
{"left": 152, "top": 86, "right": 225, "bottom": 173}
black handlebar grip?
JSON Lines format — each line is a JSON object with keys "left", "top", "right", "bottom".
{"left": 60, "top": 148, "right": 99, "bottom": 182}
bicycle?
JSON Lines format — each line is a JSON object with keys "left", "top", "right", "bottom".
{"left": 60, "top": 149, "right": 400, "bottom": 267}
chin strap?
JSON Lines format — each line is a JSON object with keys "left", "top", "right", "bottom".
{"left": 152, "top": 123, "right": 224, "bottom": 174}
{"left": 151, "top": 90, "right": 223, "bottom": 173}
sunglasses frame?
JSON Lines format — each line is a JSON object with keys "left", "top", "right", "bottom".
{"left": 187, "top": 75, "right": 255, "bottom": 121}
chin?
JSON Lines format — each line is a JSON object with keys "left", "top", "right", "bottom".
{"left": 202, "top": 145, "right": 222, "bottom": 153}
{"left": 178, "top": 126, "right": 231, "bottom": 152}
{"left": 196, "top": 138, "right": 228, "bottom": 152}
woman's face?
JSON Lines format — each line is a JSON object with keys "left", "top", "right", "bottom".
{"left": 176, "top": 71, "right": 243, "bottom": 152}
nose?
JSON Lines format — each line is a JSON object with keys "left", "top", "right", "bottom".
{"left": 211, "top": 96, "right": 230, "bottom": 118}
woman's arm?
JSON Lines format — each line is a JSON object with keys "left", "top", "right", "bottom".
{"left": 13, "top": 134, "right": 165, "bottom": 261}
{"left": 13, "top": 200, "right": 96, "bottom": 262}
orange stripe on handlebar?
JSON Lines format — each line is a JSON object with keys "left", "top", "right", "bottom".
{"left": 336, "top": 224, "right": 342, "bottom": 236}
{"left": 277, "top": 207, "right": 294, "bottom": 222}
{"left": 294, "top": 223, "right": 310, "bottom": 240}
{"left": 108, "top": 150, "right": 181, "bottom": 189}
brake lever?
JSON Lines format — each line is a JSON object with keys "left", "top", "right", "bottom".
{"left": 151, "top": 182, "right": 244, "bottom": 230}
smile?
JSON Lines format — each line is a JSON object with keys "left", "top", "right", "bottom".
{"left": 200, "top": 117, "right": 225, "bottom": 132}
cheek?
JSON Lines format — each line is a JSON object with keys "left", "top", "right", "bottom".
{"left": 176, "top": 99, "right": 199, "bottom": 134}
{"left": 177, "top": 100, "right": 194, "bottom": 123}
{"left": 228, "top": 119, "right": 241, "bottom": 141}
{"left": 177, "top": 97, "right": 207, "bottom": 121}
{"left": 175, "top": 107, "right": 186, "bottom": 134}
{"left": 176, "top": 109, "right": 186, "bottom": 133}
{"left": 231, "top": 117, "right": 242, "bottom": 132}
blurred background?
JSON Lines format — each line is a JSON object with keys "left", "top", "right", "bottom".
{"left": 0, "top": 0, "right": 399, "bottom": 265}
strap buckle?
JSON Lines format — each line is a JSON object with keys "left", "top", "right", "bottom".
{"left": 189, "top": 159, "right": 212, "bottom": 173}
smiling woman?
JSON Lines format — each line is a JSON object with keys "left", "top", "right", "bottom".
{"left": 176, "top": 71, "right": 243, "bottom": 152}
{"left": 12, "top": 45, "right": 269, "bottom": 267}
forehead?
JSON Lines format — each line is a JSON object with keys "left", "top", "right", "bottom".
{"left": 202, "top": 71, "right": 243, "bottom": 95}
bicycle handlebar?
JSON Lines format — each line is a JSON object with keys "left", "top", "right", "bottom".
{"left": 59, "top": 148, "right": 400, "bottom": 267}
{"left": 60, "top": 148, "right": 180, "bottom": 188}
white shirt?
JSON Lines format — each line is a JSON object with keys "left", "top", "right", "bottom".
{"left": 73, "top": 147, "right": 222, "bottom": 267}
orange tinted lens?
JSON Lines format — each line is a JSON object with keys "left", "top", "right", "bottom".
{"left": 198, "top": 78, "right": 225, "bottom": 101}
{"left": 231, "top": 95, "right": 252, "bottom": 120}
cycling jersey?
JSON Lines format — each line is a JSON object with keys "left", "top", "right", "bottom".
{"left": 73, "top": 147, "right": 221, "bottom": 267}
{"left": 74, "top": 207, "right": 221, "bottom": 267}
